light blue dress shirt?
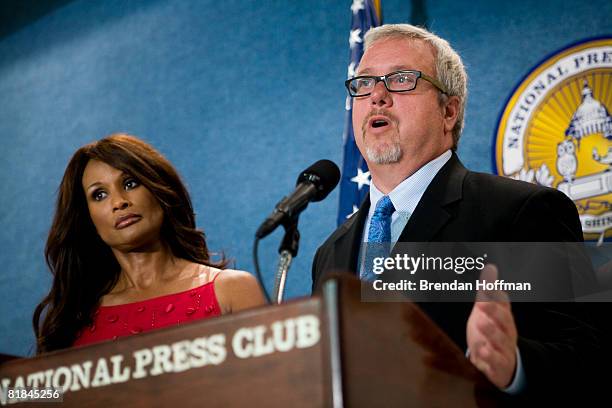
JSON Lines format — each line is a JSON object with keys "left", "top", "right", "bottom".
{"left": 361, "top": 149, "right": 525, "bottom": 395}
{"left": 363, "top": 149, "right": 452, "bottom": 244}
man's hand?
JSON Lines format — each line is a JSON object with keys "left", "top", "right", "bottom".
{"left": 467, "top": 264, "right": 518, "bottom": 389}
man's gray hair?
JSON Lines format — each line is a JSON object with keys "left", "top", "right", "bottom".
{"left": 364, "top": 24, "right": 467, "bottom": 148}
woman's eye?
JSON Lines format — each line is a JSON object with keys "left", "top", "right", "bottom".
{"left": 124, "top": 178, "right": 140, "bottom": 190}
{"left": 92, "top": 189, "right": 107, "bottom": 201}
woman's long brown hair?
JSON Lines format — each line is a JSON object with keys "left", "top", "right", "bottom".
{"left": 33, "top": 134, "right": 226, "bottom": 353}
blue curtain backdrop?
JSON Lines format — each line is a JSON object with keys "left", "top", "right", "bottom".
{"left": 0, "top": 0, "right": 610, "bottom": 355}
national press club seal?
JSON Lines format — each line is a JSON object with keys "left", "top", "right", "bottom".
{"left": 494, "top": 37, "right": 612, "bottom": 243}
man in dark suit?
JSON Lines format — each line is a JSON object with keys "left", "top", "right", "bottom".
{"left": 312, "top": 24, "right": 606, "bottom": 398}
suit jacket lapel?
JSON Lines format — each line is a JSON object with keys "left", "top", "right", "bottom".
{"left": 332, "top": 197, "right": 370, "bottom": 275}
{"left": 327, "top": 153, "right": 467, "bottom": 275}
{"left": 397, "top": 153, "right": 466, "bottom": 243}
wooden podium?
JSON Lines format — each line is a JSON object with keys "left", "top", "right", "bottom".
{"left": 0, "top": 275, "right": 501, "bottom": 407}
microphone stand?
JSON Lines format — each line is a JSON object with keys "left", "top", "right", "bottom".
{"left": 272, "top": 215, "right": 300, "bottom": 304}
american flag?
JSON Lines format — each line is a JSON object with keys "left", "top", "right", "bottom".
{"left": 337, "top": 0, "right": 382, "bottom": 225}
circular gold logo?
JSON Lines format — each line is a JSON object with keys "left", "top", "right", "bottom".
{"left": 495, "top": 38, "right": 612, "bottom": 242}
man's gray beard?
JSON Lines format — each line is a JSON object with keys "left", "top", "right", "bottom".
{"left": 365, "top": 142, "right": 403, "bottom": 164}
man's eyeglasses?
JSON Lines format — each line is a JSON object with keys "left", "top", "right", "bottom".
{"left": 345, "top": 70, "right": 448, "bottom": 97}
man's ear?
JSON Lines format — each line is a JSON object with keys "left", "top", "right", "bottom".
{"left": 443, "top": 95, "right": 460, "bottom": 135}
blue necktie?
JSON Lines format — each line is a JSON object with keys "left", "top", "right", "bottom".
{"left": 361, "top": 196, "right": 395, "bottom": 281}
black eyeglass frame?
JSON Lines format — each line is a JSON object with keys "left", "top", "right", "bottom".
{"left": 345, "top": 70, "right": 448, "bottom": 97}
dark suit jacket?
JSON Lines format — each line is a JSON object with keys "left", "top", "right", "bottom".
{"left": 312, "top": 153, "right": 607, "bottom": 400}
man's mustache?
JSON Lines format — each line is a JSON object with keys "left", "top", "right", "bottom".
{"left": 361, "top": 109, "right": 399, "bottom": 137}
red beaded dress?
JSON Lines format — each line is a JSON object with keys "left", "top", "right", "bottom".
{"left": 73, "top": 274, "right": 222, "bottom": 347}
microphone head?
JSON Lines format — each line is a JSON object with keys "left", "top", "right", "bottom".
{"left": 296, "top": 159, "right": 341, "bottom": 202}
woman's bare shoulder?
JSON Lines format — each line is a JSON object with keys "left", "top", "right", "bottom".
{"left": 214, "top": 269, "right": 266, "bottom": 313}
{"left": 214, "top": 268, "right": 255, "bottom": 281}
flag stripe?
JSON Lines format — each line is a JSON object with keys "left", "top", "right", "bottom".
{"left": 337, "top": 0, "right": 382, "bottom": 225}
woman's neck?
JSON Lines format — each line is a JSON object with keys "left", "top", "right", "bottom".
{"left": 110, "top": 244, "right": 191, "bottom": 292}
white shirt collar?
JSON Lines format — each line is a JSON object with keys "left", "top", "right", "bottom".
{"left": 368, "top": 149, "right": 452, "bottom": 217}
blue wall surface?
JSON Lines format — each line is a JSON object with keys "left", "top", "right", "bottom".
{"left": 1, "top": 0, "right": 610, "bottom": 355}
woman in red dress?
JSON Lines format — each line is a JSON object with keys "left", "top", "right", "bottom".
{"left": 33, "top": 133, "right": 265, "bottom": 353}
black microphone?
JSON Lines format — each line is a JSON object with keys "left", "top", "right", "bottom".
{"left": 256, "top": 160, "right": 340, "bottom": 239}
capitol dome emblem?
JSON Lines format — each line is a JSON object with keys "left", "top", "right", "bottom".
{"left": 495, "top": 38, "right": 612, "bottom": 242}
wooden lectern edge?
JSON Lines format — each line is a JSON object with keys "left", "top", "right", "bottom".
{"left": 318, "top": 272, "right": 473, "bottom": 361}
{"left": 317, "top": 272, "right": 501, "bottom": 406}
{"left": 319, "top": 272, "right": 469, "bottom": 355}
{"left": 0, "top": 274, "right": 505, "bottom": 407}
{"left": 0, "top": 354, "right": 19, "bottom": 365}
{"left": 1, "top": 294, "right": 327, "bottom": 407}
{"left": 0, "top": 274, "right": 491, "bottom": 384}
